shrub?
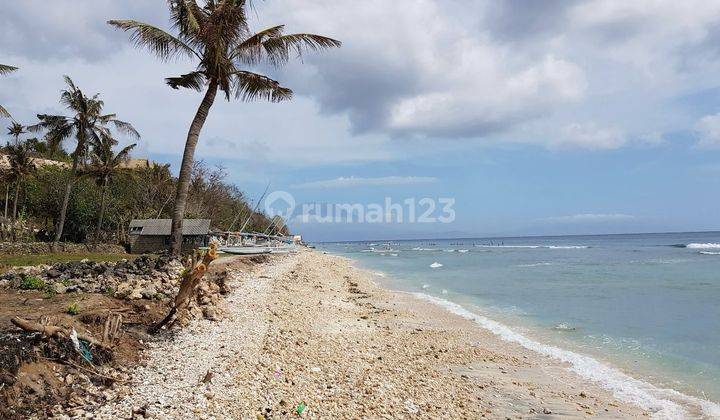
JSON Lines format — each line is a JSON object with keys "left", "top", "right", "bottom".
{"left": 67, "top": 302, "right": 80, "bottom": 315}
{"left": 19, "top": 275, "right": 46, "bottom": 290}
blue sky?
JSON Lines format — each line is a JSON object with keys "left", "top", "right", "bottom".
{"left": 2, "top": 1, "right": 720, "bottom": 241}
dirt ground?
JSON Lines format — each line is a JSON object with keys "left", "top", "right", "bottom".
{"left": 0, "top": 253, "right": 269, "bottom": 419}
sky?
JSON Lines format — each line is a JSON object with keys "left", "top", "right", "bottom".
{"left": 2, "top": 0, "right": 720, "bottom": 241}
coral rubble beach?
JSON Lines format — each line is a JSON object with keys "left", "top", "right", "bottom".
{"left": 82, "top": 250, "right": 649, "bottom": 419}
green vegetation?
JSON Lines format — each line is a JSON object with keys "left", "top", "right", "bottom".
{"left": 109, "top": 1, "right": 339, "bottom": 254}
{"left": 19, "top": 275, "right": 46, "bottom": 290}
{"left": 0, "top": 64, "right": 18, "bottom": 118}
{"left": 66, "top": 302, "right": 80, "bottom": 315}
{"left": 0, "top": 253, "right": 139, "bottom": 267}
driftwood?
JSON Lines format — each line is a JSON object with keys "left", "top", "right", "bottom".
{"left": 148, "top": 243, "right": 218, "bottom": 334}
{"left": 11, "top": 317, "right": 110, "bottom": 350}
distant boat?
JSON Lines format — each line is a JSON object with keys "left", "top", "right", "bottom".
{"left": 219, "top": 246, "right": 272, "bottom": 255}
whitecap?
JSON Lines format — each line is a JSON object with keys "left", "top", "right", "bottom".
{"left": 686, "top": 243, "right": 720, "bottom": 249}
{"left": 429, "top": 262, "right": 443, "bottom": 268}
{"left": 421, "top": 284, "right": 430, "bottom": 289}
{"left": 699, "top": 251, "right": 720, "bottom": 255}
{"left": 373, "top": 272, "right": 386, "bottom": 277}
{"left": 458, "top": 249, "right": 469, "bottom": 253}
{"left": 441, "top": 289, "right": 448, "bottom": 294}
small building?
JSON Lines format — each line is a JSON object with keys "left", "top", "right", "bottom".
{"left": 128, "top": 219, "right": 211, "bottom": 254}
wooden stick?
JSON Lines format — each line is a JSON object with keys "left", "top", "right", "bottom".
{"left": 11, "top": 317, "right": 110, "bottom": 349}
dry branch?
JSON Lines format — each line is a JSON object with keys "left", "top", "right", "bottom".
{"left": 11, "top": 317, "right": 110, "bottom": 349}
{"left": 149, "top": 243, "right": 218, "bottom": 334}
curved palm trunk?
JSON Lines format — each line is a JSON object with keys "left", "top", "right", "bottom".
{"left": 170, "top": 81, "right": 218, "bottom": 256}
{"left": 54, "top": 156, "right": 80, "bottom": 245}
{"left": 95, "top": 176, "right": 110, "bottom": 243}
{"left": 12, "top": 181, "right": 20, "bottom": 220}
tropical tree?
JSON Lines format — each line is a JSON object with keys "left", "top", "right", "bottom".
{"left": 7, "top": 122, "right": 25, "bottom": 145}
{"left": 5, "top": 141, "right": 36, "bottom": 219}
{"left": 109, "top": 0, "right": 340, "bottom": 255}
{"left": 81, "top": 132, "right": 136, "bottom": 241}
{"left": 29, "top": 76, "right": 139, "bottom": 245}
{"left": 0, "top": 64, "right": 18, "bottom": 119}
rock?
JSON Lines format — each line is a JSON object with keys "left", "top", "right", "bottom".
{"left": 543, "top": 408, "right": 552, "bottom": 414}
{"left": 53, "top": 282, "right": 67, "bottom": 294}
{"left": 46, "top": 269, "right": 62, "bottom": 279}
{"left": 203, "top": 307, "right": 220, "bottom": 321}
{"left": 141, "top": 285, "right": 158, "bottom": 299}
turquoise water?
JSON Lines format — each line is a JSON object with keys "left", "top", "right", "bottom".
{"left": 318, "top": 232, "right": 720, "bottom": 418}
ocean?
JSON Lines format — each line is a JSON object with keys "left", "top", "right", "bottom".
{"left": 318, "top": 232, "right": 720, "bottom": 418}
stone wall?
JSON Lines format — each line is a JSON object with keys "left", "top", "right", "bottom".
{"left": 0, "top": 242, "right": 127, "bottom": 255}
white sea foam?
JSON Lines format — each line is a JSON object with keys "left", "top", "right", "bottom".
{"left": 699, "top": 251, "right": 720, "bottom": 255}
{"left": 441, "top": 289, "right": 448, "bottom": 294}
{"left": 686, "top": 243, "right": 720, "bottom": 249}
{"left": 429, "top": 262, "right": 443, "bottom": 268}
{"left": 517, "top": 262, "right": 553, "bottom": 267}
{"left": 412, "top": 247, "right": 438, "bottom": 251}
{"left": 458, "top": 249, "right": 469, "bottom": 253}
{"left": 421, "top": 284, "right": 430, "bottom": 289}
{"left": 412, "top": 293, "right": 720, "bottom": 419}
{"left": 373, "top": 272, "right": 386, "bottom": 277}
{"left": 474, "top": 245, "right": 588, "bottom": 249}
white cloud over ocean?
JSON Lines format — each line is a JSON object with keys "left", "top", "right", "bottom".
{"left": 292, "top": 176, "right": 439, "bottom": 189}
{"left": 541, "top": 214, "right": 637, "bottom": 224}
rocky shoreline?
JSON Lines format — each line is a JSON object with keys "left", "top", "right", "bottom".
{"left": 82, "top": 250, "right": 647, "bottom": 419}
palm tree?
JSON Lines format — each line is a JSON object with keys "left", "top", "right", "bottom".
{"left": 7, "top": 122, "right": 25, "bottom": 145}
{"left": 29, "top": 76, "right": 139, "bottom": 245}
{"left": 5, "top": 141, "right": 36, "bottom": 220}
{"left": 0, "top": 64, "right": 18, "bottom": 119}
{"left": 81, "top": 132, "right": 136, "bottom": 241}
{"left": 109, "top": 0, "right": 340, "bottom": 255}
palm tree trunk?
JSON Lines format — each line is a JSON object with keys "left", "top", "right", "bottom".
{"left": 170, "top": 81, "right": 218, "bottom": 256}
{"left": 12, "top": 181, "right": 20, "bottom": 220}
{"left": 54, "top": 155, "right": 80, "bottom": 245}
{"left": 95, "top": 176, "right": 109, "bottom": 243}
{"left": 3, "top": 184, "right": 8, "bottom": 218}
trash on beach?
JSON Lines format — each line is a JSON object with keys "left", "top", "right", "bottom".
{"left": 295, "top": 401, "right": 307, "bottom": 415}
{"left": 430, "top": 262, "right": 443, "bottom": 268}
{"left": 404, "top": 399, "right": 419, "bottom": 414}
{"left": 310, "top": 366, "right": 321, "bottom": 373}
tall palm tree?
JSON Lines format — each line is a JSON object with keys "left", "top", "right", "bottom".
{"left": 5, "top": 141, "right": 36, "bottom": 219}
{"left": 0, "top": 64, "right": 18, "bottom": 119}
{"left": 81, "top": 132, "right": 136, "bottom": 241}
{"left": 109, "top": 0, "right": 340, "bottom": 255}
{"left": 29, "top": 76, "right": 139, "bottom": 245}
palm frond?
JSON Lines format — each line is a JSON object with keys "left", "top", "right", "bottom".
{"left": 109, "top": 119, "right": 140, "bottom": 139}
{"left": 166, "top": 71, "right": 206, "bottom": 91}
{"left": 0, "top": 64, "right": 18, "bottom": 76}
{"left": 0, "top": 104, "right": 10, "bottom": 119}
{"left": 107, "top": 20, "right": 200, "bottom": 61}
{"left": 259, "top": 33, "right": 341, "bottom": 66}
{"left": 231, "top": 25, "right": 285, "bottom": 63}
{"left": 231, "top": 71, "right": 293, "bottom": 102}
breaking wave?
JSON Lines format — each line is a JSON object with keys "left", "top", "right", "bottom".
{"left": 413, "top": 293, "right": 720, "bottom": 419}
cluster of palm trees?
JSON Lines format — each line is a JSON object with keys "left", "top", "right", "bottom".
{"left": 1, "top": 75, "right": 139, "bottom": 245}
{"left": 2, "top": 0, "right": 340, "bottom": 254}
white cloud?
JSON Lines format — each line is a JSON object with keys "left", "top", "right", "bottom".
{"left": 542, "top": 213, "right": 636, "bottom": 223}
{"left": 695, "top": 113, "right": 720, "bottom": 148}
{"left": 292, "top": 176, "right": 439, "bottom": 189}
{"left": 553, "top": 122, "right": 626, "bottom": 150}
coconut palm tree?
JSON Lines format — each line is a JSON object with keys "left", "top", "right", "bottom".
{"left": 29, "top": 76, "right": 139, "bottom": 245}
{"left": 81, "top": 132, "right": 136, "bottom": 241}
{"left": 0, "top": 64, "right": 18, "bottom": 119}
{"left": 7, "top": 122, "right": 26, "bottom": 146}
{"left": 5, "top": 141, "right": 36, "bottom": 219}
{"left": 109, "top": 0, "right": 340, "bottom": 255}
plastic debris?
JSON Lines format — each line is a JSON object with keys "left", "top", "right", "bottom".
{"left": 295, "top": 401, "right": 307, "bottom": 415}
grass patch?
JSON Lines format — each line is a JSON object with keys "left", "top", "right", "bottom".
{"left": 67, "top": 302, "right": 80, "bottom": 315}
{"left": 0, "top": 253, "right": 139, "bottom": 267}
{"left": 19, "top": 275, "right": 46, "bottom": 290}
